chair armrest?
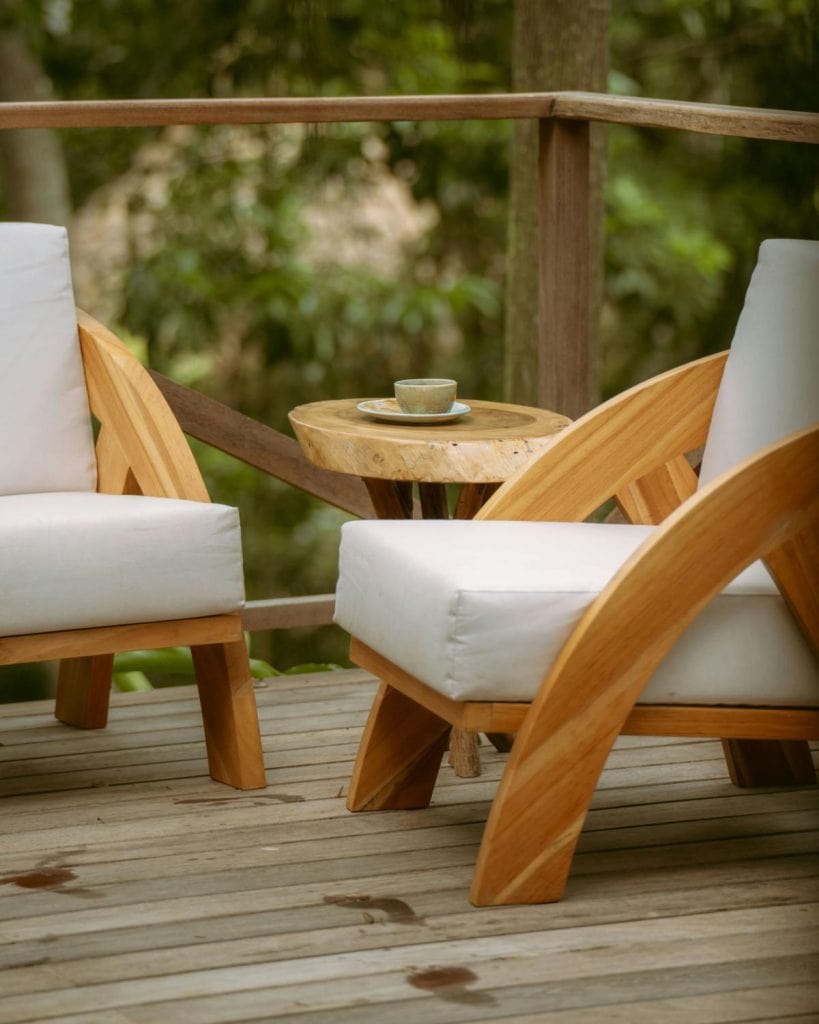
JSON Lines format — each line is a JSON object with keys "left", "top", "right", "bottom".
{"left": 477, "top": 351, "right": 727, "bottom": 523}
{"left": 77, "top": 309, "right": 210, "bottom": 501}
{"left": 473, "top": 423, "right": 819, "bottom": 905}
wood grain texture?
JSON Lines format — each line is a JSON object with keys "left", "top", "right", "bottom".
{"left": 78, "top": 310, "right": 209, "bottom": 502}
{"left": 0, "top": 93, "right": 815, "bottom": 142}
{"left": 538, "top": 118, "right": 592, "bottom": 418}
{"left": 54, "top": 655, "right": 115, "bottom": 729}
{"left": 1, "top": 679, "right": 817, "bottom": 1022}
{"left": 477, "top": 352, "right": 726, "bottom": 523}
{"left": 0, "top": 614, "right": 243, "bottom": 666}
{"left": 240, "top": 595, "right": 336, "bottom": 632}
{"left": 191, "top": 639, "right": 267, "bottom": 790}
{"left": 346, "top": 682, "right": 451, "bottom": 810}
{"left": 616, "top": 455, "right": 699, "bottom": 524}
{"left": 152, "top": 371, "right": 373, "bottom": 519}
{"left": 472, "top": 424, "right": 819, "bottom": 905}
{"left": 289, "top": 399, "right": 569, "bottom": 483}
{"left": 351, "top": 638, "right": 819, "bottom": 739}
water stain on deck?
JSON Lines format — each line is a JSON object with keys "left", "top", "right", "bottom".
{"left": 0, "top": 854, "right": 99, "bottom": 898}
{"left": 323, "top": 894, "right": 424, "bottom": 925}
{"left": 407, "top": 966, "right": 496, "bottom": 1005}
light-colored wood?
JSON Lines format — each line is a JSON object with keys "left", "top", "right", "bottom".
{"left": 538, "top": 118, "right": 593, "bottom": 419}
{"left": 765, "top": 523, "right": 819, "bottom": 658}
{"left": 289, "top": 399, "right": 569, "bottom": 484}
{"left": 0, "top": 93, "right": 815, "bottom": 143}
{"left": 240, "top": 594, "right": 336, "bottom": 632}
{"left": 477, "top": 352, "right": 726, "bottom": 523}
{"left": 722, "top": 740, "right": 817, "bottom": 787}
{"left": 54, "top": 654, "right": 115, "bottom": 729}
{"left": 191, "top": 639, "right": 267, "bottom": 790}
{"left": 471, "top": 424, "right": 819, "bottom": 905}
{"left": 351, "top": 637, "right": 819, "bottom": 740}
{"left": 0, "top": 614, "right": 243, "bottom": 666}
{"left": 616, "top": 455, "right": 699, "bottom": 524}
{"left": 77, "top": 310, "right": 209, "bottom": 502}
{"left": 93, "top": 426, "right": 141, "bottom": 495}
{"left": 346, "top": 682, "right": 451, "bottom": 810}
{"left": 151, "top": 370, "right": 374, "bottom": 519}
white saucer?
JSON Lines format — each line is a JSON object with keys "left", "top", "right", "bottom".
{"left": 356, "top": 399, "right": 471, "bottom": 424}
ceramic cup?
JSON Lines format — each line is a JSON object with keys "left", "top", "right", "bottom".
{"left": 394, "top": 378, "right": 457, "bottom": 414}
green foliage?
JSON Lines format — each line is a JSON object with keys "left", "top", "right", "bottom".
{"left": 1, "top": 1, "right": 815, "bottom": 689}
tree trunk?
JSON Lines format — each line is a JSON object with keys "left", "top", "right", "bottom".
{"left": 0, "top": 30, "right": 72, "bottom": 225}
{"left": 504, "top": 0, "right": 609, "bottom": 416}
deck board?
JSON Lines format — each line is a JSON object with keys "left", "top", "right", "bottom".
{"left": 1, "top": 672, "right": 817, "bottom": 1022}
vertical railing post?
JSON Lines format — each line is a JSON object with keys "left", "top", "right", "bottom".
{"left": 537, "top": 118, "right": 593, "bottom": 420}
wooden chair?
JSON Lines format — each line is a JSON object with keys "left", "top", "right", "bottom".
{"left": 334, "top": 238, "right": 819, "bottom": 904}
{"left": 0, "top": 222, "right": 265, "bottom": 790}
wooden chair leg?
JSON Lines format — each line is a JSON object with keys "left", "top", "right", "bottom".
{"left": 448, "top": 728, "right": 482, "bottom": 777}
{"left": 191, "top": 639, "right": 266, "bottom": 790}
{"left": 347, "top": 682, "right": 451, "bottom": 811}
{"left": 722, "top": 739, "right": 817, "bottom": 787}
{"left": 55, "top": 654, "right": 114, "bottom": 729}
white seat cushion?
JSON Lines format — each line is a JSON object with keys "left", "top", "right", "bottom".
{"left": 0, "top": 492, "right": 245, "bottom": 636}
{"left": 335, "top": 519, "right": 818, "bottom": 706}
{"left": 0, "top": 223, "right": 97, "bottom": 495}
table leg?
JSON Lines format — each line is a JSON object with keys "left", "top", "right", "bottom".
{"left": 363, "top": 478, "right": 414, "bottom": 519}
{"left": 418, "top": 482, "right": 449, "bottom": 519}
{"left": 454, "top": 482, "right": 500, "bottom": 519}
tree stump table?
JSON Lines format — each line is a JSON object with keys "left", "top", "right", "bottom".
{"left": 288, "top": 397, "right": 570, "bottom": 776}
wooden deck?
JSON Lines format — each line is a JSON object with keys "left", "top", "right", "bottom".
{"left": 1, "top": 670, "right": 817, "bottom": 1023}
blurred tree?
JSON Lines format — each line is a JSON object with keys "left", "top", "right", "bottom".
{"left": 0, "top": 0, "right": 815, "bottom": 688}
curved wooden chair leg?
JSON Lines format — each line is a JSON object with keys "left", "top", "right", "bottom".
{"left": 55, "top": 654, "right": 114, "bottom": 729}
{"left": 347, "top": 682, "right": 451, "bottom": 811}
{"left": 722, "top": 739, "right": 816, "bottom": 787}
{"left": 191, "top": 639, "right": 266, "bottom": 790}
{"left": 471, "top": 426, "right": 819, "bottom": 906}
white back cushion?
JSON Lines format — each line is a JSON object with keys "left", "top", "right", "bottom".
{"left": 699, "top": 238, "right": 819, "bottom": 487}
{"left": 0, "top": 222, "right": 97, "bottom": 494}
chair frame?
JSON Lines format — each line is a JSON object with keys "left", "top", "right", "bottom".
{"left": 0, "top": 310, "right": 266, "bottom": 790}
{"left": 345, "top": 352, "right": 819, "bottom": 904}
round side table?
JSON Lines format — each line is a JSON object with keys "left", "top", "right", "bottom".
{"left": 288, "top": 397, "right": 571, "bottom": 775}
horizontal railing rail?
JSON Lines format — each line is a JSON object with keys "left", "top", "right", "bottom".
{"left": 0, "top": 92, "right": 816, "bottom": 141}
{"left": 3, "top": 92, "right": 815, "bottom": 633}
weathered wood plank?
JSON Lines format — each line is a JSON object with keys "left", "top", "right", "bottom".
{"left": 0, "top": 682, "right": 816, "bottom": 1024}
{"left": 0, "top": 94, "right": 815, "bottom": 143}
{"left": 241, "top": 595, "right": 336, "bottom": 631}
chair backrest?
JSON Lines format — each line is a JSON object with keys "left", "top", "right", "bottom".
{"left": 699, "top": 238, "right": 819, "bottom": 488}
{"left": 0, "top": 222, "right": 97, "bottom": 495}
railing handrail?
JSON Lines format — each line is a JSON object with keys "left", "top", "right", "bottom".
{"left": 0, "top": 91, "right": 816, "bottom": 143}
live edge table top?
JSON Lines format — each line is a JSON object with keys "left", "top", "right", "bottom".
{"left": 288, "top": 398, "right": 570, "bottom": 484}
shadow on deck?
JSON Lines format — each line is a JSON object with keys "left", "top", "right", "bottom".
{"left": 0, "top": 669, "right": 817, "bottom": 1023}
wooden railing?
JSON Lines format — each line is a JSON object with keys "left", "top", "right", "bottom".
{"left": 2, "top": 93, "right": 816, "bottom": 632}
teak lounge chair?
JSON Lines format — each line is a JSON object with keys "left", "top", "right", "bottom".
{"left": 0, "top": 222, "right": 265, "bottom": 790}
{"left": 335, "top": 238, "right": 819, "bottom": 905}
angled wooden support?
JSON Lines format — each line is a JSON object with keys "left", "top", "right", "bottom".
{"left": 347, "top": 682, "right": 451, "bottom": 811}
{"left": 470, "top": 425, "right": 819, "bottom": 906}
{"left": 191, "top": 638, "right": 267, "bottom": 790}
